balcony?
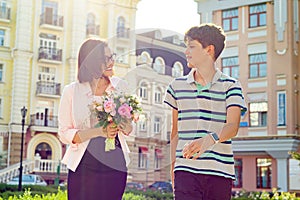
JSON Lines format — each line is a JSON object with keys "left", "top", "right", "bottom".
{"left": 86, "top": 24, "right": 100, "bottom": 36}
{"left": 36, "top": 81, "right": 61, "bottom": 97}
{"left": 38, "top": 47, "right": 62, "bottom": 63}
{"left": 40, "top": 13, "right": 64, "bottom": 30}
{"left": 30, "top": 113, "right": 58, "bottom": 128}
{"left": 116, "top": 27, "right": 130, "bottom": 39}
{"left": 0, "top": 6, "right": 10, "bottom": 21}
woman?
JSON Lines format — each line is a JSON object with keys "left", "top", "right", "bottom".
{"left": 58, "top": 38, "right": 132, "bottom": 200}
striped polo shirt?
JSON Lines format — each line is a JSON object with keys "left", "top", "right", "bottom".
{"left": 164, "top": 68, "right": 247, "bottom": 179}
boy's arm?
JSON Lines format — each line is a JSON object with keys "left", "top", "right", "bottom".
{"left": 182, "top": 106, "right": 241, "bottom": 159}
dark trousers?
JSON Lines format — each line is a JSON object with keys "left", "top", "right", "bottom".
{"left": 68, "top": 137, "right": 127, "bottom": 200}
{"left": 174, "top": 171, "right": 233, "bottom": 200}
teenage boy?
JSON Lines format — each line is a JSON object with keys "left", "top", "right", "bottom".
{"left": 164, "top": 23, "right": 247, "bottom": 200}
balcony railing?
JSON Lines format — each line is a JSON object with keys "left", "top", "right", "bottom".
{"left": 38, "top": 47, "right": 62, "bottom": 62}
{"left": 0, "top": 6, "right": 11, "bottom": 20}
{"left": 36, "top": 81, "right": 61, "bottom": 96}
{"left": 40, "top": 13, "right": 63, "bottom": 27}
{"left": 116, "top": 27, "right": 130, "bottom": 38}
{"left": 30, "top": 113, "right": 58, "bottom": 127}
{"left": 86, "top": 24, "right": 100, "bottom": 35}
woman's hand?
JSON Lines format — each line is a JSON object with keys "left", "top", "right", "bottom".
{"left": 118, "top": 121, "right": 133, "bottom": 136}
{"left": 105, "top": 123, "right": 119, "bottom": 138}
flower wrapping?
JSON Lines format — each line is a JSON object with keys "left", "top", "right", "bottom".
{"left": 90, "top": 92, "right": 142, "bottom": 151}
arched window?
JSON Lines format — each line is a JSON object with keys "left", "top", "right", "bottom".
{"left": 35, "top": 142, "right": 52, "bottom": 159}
{"left": 86, "top": 13, "right": 99, "bottom": 35}
{"left": 172, "top": 61, "right": 183, "bottom": 77}
{"left": 141, "top": 51, "right": 151, "bottom": 63}
{"left": 117, "top": 16, "right": 128, "bottom": 38}
{"left": 154, "top": 87, "right": 162, "bottom": 103}
{"left": 153, "top": 57, "right": 165, "bottom": 74}
{"left": 139, "top": 82, "right": 148, "bottom": 99}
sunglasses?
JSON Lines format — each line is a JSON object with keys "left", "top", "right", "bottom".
{"left": 105, "top": 53, "right": 116, "bottom": 62}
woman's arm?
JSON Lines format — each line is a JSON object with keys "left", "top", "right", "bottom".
{"left": 170, "top": 109, "right": 178, "bottom": 189}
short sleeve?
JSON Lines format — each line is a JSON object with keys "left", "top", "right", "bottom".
{"left": 164, "top": 83, "right": 178, "bottom": 110}
{"left": 226, "top": 81, "right": 247, "bottom": 112}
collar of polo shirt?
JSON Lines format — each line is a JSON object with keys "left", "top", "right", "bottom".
{"left": 186, "top": 68, "right": 223, "bottom": 85}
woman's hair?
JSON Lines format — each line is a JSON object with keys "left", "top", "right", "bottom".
{"left": 184, "top": 23, "right": 226, "bottom": 60}
{"left": 77, "top": 38, "right": 108, "bottom": 83}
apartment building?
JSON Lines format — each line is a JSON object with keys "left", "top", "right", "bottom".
{"left": 194, "top": 0, "right": 300, "bottom": 192}
{"left": 124, "top": 29, "right": 189, "bottom": 185}
{"left": 0, "top": 0, "right": 139, "bottom": 184}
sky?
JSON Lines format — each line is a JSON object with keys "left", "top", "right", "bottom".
{"left": 135, "top": 0, "right": 200, "bottom": 37}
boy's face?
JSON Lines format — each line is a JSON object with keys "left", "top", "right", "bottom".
{"left": 185, "top": 39, "right": 211, "bottom": 68}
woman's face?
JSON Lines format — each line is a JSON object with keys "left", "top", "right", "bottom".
{"left": 102, "top": 47, "right": 115, "bottom": 78}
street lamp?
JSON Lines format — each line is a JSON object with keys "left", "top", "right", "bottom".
{"left": 18, "top": 106, "right": 27, "bottom": 191}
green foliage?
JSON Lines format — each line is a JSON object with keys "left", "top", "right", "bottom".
{"left": 122, "top": 192, "right": 147, "bottom": 200}
{"left": 124, "top": 189, "right": 173, "bottom": 200}
{"left": 232, "top": 188, "right": 300, "bottom": 200}
{"left": 289, "top": 151, "right": 300, "bottom": 161}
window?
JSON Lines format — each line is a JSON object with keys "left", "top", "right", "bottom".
{"left": 153, "top": 57, "right": 165, "bottom": 74}
{"left": 0, "top": 98, "right": 2, "bottom": 118}
{"left": 140, "top": 51, "right": 151, "bottom": 64}
{"left": 256, "top": 158, "right": 272, "bottom": 189}
{"left": 222, "top": 8, "right": 238, "bottom": 31}
{"left": 0, "top": 63, "right": 3, "bottom": 82}
{"left": 154, "top": 87, "right": 162, "bottom": 103}
{"left": 249, "top": 4, "right": 266, "bottom": 28}
{"left": 86, "top": 13, "right": 99, "bottom": 35}
{"left": 34, "top": 100, "right": 55, "bottom": 126}
{"left": 0, "top": 29, "right": 4, "bottom": 46}
{"left": 116, "top": 47, "right": 128, "bottom": 64}
{"left": 117, "top": 16, "right": 129, "bottom": 38}
{"left": 38, "top": 66, "right": 56, "bottom": 82}
{"left": 139, "top": 82, "right": 148, "bottom": 99}
{"left": 249, "top": 53, "right": 267, "bottom": 78}
{"left": 233, "top": 159, "right": 243, "bottom": 188}
{"left": 138, "top": 114, "right": 147, "bottom": 132}
{"left": 222, "top": 56, "right": 239, "bottom": 78}
{"left": 138, "top": 147, "right": 148, "bottom": 168}
{"left": 277, "top": 91, "right": 286, "bottom": 126}
{"left": 249, "top": 102, "right": 267, "bottom": 127}
{"left": 172, "top": 62, "right": 183, "bottom": 77}
{"left": 39, "top": 33, "right": 60, "bottom": 60}
{"left": 154, "top": 117, "right": 161, "bottom": 133}
{"left": 154, "top": 149, "right": 163, "bottom": 169}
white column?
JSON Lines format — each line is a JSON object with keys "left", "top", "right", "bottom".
{"left": 268, "top": 151, "right": 289, "bottom": 192}
{"left": 11, "top": 0, "right": 34, "bottom": 124}
{"left": 68, "top": 0, "right": 86, "bottom": 83}
{"left": 277, "top": 158, "right": 288, "bottom": 191}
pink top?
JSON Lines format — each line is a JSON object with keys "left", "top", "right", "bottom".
{"left": 58, "top": 77, "right": 131, "bottom": 172}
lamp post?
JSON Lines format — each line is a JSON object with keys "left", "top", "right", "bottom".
{"left": 18, "top": 106, "right": 27, "bottom": 191}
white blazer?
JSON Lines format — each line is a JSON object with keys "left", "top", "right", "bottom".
{"left": 58, "top": 77, "right": 131, "bottom": 172}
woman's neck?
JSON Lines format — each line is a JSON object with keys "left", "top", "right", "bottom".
{"left": 90, "top": 76, "right": 110, "bottom": 95}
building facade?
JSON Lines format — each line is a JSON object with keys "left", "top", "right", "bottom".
{"left": 195, "top": 0, "right": 300, "bottom": 192}
{"left": 124, "top": 29, "right": 189, "bottom": 186}
{"left": 0, "top": 0, "right": 140, "bottom": 184}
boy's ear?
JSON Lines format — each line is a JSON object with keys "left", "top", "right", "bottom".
{"left": 206, "top": 45, "right": 216, "bottom": 60}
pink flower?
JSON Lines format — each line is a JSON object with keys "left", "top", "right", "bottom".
{"left": 104, "top": 99, "right": 116, "bottom": 113}
{"left": 118, "top": 103, "right": 132, "bottom": 119}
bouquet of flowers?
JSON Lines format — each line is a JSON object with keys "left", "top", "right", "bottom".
{"left": 90, "top": 92, "right": 142, "bottom": 151}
